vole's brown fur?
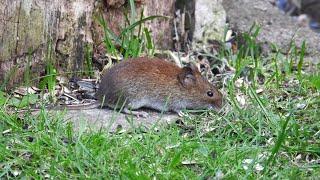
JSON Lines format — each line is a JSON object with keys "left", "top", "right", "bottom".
{"left": 96, "top": 57, "right": 223, "bottom": 115}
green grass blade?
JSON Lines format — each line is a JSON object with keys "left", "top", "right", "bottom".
{"left": 265, "top": 110, "right": 292, "bottom": 169}
{"left": 120, "top": 15, "right": 169, "bottom": 37}
{"left": 297, "top": 40, "right": 306, "bottom": 80}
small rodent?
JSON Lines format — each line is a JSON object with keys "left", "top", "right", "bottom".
{"left": 96, "top": 57, "right": 223, "bottom": 116}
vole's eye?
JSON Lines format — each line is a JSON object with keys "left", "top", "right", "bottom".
{"left": 207, "top": 91, "right": 214, "bottom": 97}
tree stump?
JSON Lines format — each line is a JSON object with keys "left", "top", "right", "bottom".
{"left": 0, "top": 0, "right": 174, "bottom": 89}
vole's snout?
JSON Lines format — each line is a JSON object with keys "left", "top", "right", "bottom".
{"left": 207, "top": 98, "right": 223, "bottom": 111}
{"left": 208, "top": 100, "right": 222, "bottom": 111}
{"left": 214, "top": 95, "right": 224, "bottom": 110}
{"left": 213, "top": 100, "right": 222, "bottom": 110}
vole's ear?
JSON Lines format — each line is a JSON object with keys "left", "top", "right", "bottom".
{"left": 178, "top": 65, "right": 196, "bottom": 88}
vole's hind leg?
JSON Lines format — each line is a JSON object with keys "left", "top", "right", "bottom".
{"left": 123, "top": 101, "right": 149, "bottom": 118}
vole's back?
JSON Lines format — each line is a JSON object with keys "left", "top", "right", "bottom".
{"left": 96, "top": 57, "right": 181, "bottom": 110}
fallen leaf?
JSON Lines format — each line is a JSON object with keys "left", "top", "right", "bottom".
{"left": 256, "top": 88, "right": 264, "bottom": 94}
{"left": 181, "top": 160, "right": 198, "bottom": 165}
{"left": 235, "top": 78, "right": 244, "bottom": 88}
{"left": 254, "top": 163, "right": 264, "bottom": 171}
{"left": 2, "top": 129, "right": 12, "bottom": 135}
{"left": 236, "top": 94, "right": 246, "bottom": 107}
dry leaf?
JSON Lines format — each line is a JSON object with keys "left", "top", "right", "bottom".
{"left": 236, "top": 94, "right": 246, "bottom": 107}
{"left": 256, "top": 88, "right": 264, "bottom": 94}
{"left": 2, "top": 128, "right": 12, "bottom": 135}
{"left": 181, "top": 160, "right": 198, "bottom": 165}
{"left": 165, "top": 143, "right": 181, "bottom": 149}
{"left": 14, "top": 87, "right": 37, "bottom": 96}
{"left": 235, "top": 78, "right": 244, "bottom": 88}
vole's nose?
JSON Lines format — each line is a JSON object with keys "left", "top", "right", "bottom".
{"left": 214, "top": 97, "right": 223, "bottom": 110}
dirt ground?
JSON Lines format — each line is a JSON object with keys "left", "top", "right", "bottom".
{"left": 223, "top": 0, "right": 320, "bottom": 62}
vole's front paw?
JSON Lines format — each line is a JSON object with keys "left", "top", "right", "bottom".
{"left": 172, "top": 109, "right": 185, "bottom": 117}
{"left": 177, "top": 111, "right": 185, "bottom": 117}
{"left": 123, "top": 108, "right": 149, "bottom": 118}
{"left": 134, "top": 111, "right": 149, "bottom": 118}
